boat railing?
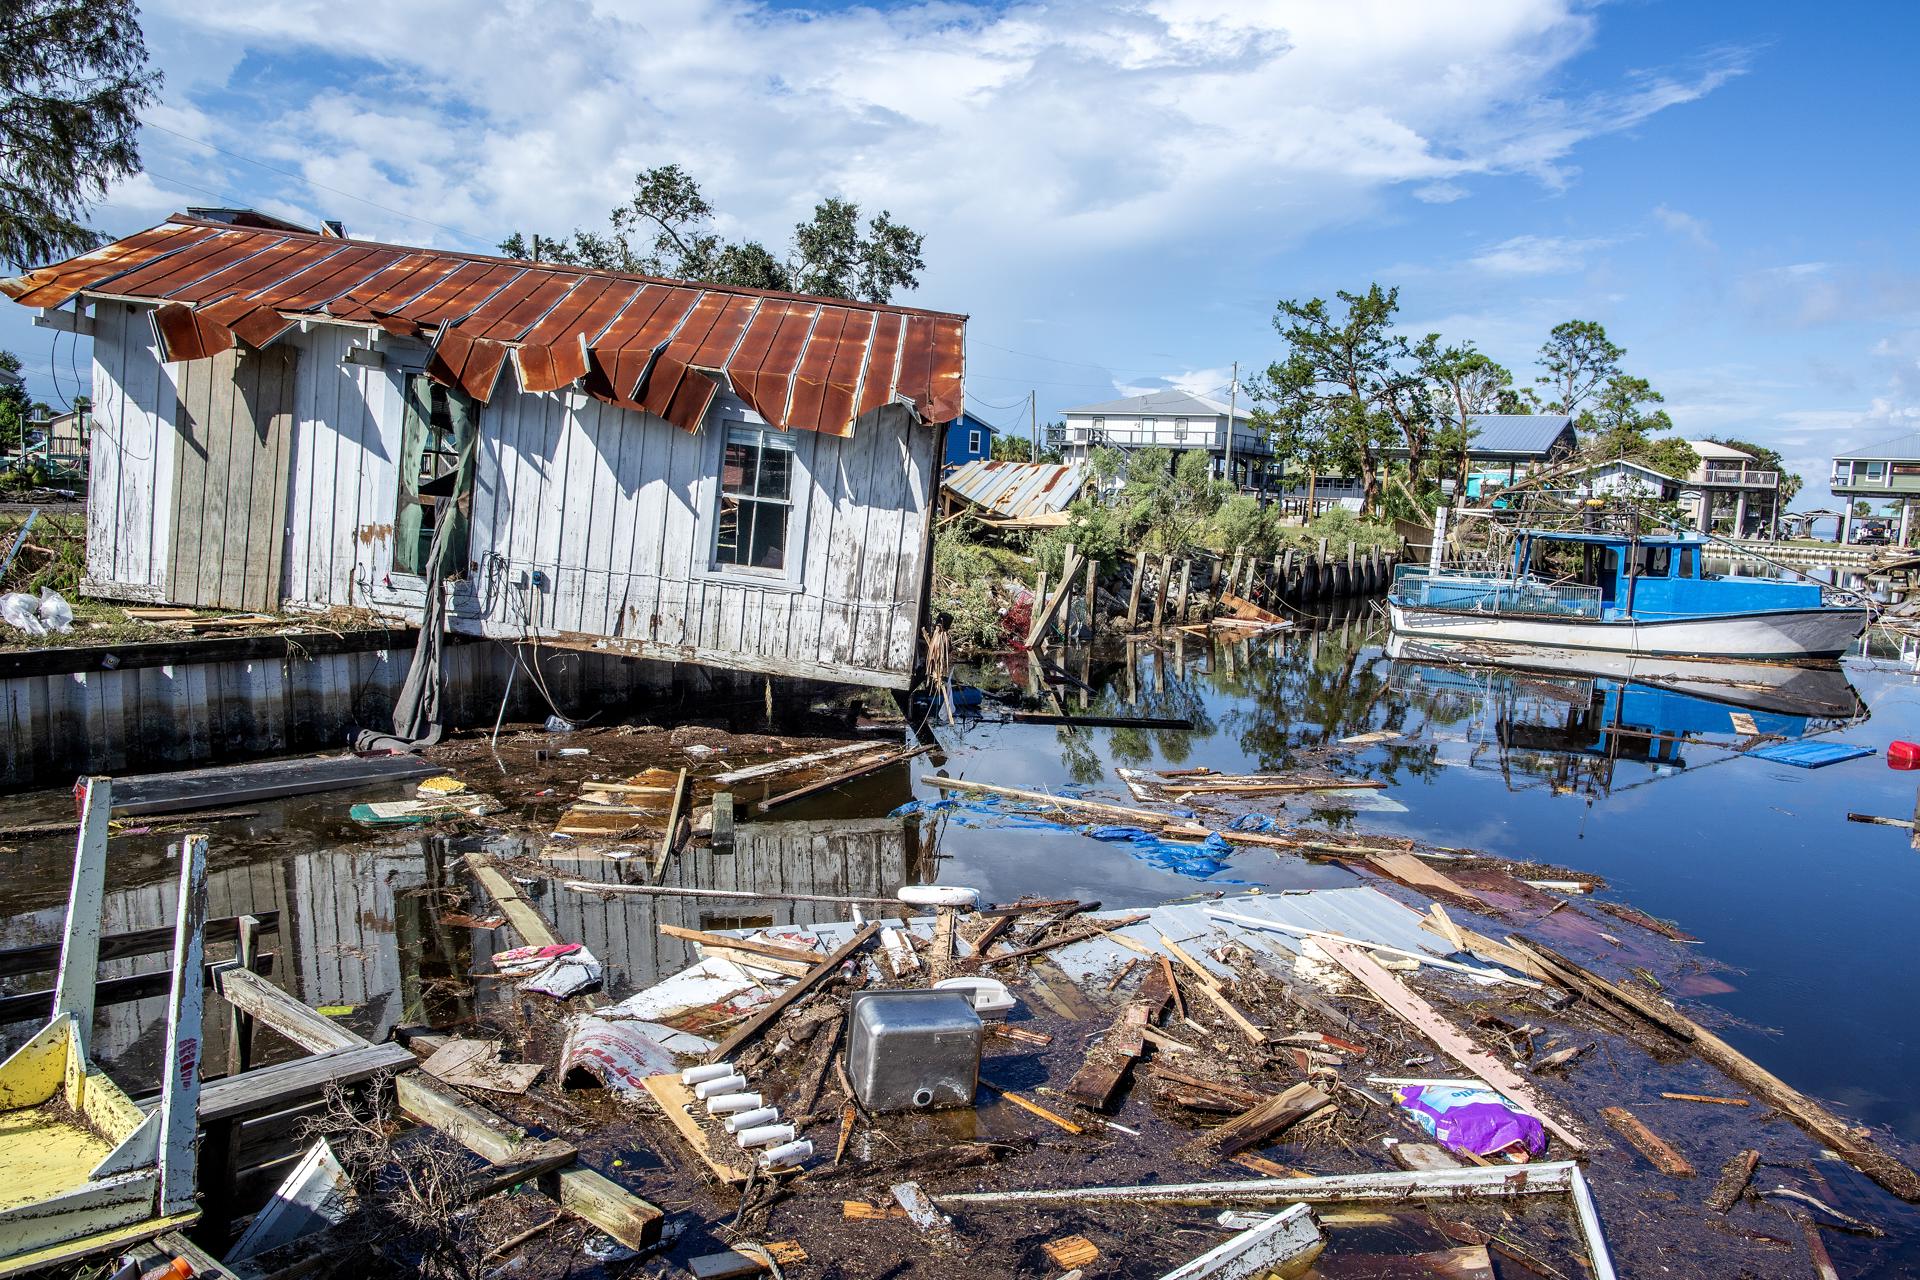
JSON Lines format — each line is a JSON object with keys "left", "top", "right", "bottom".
{"left": 1392, "top": 564, "right": 1604, "bottom": 620}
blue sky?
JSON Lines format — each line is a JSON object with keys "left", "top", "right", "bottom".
{"left": 6, "top": 0, "right": 1918, "bottom": 509}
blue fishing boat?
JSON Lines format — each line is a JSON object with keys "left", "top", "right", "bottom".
{"left": 1388, "top": 530, "right": 1868, "bottom": 662}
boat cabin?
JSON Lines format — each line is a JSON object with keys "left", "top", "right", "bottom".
{"left": 1513, "top": 532, "right": 1823, "bottom": 621}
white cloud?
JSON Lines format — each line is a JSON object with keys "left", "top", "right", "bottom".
{"left": 1652, "top": 203, "right": 1713, "bottom": 250}
{"left": 122, "top": 0, "right": 1745, "bottom": 292}
{"left": 1114, "top": 366, "right": 1238, "bottom": 399}
{"left": 1413, "top": 182, "right": 1470, "bottom": 204}
{"left": 1468, "top": 233, "right": 1614, "bottom": 276}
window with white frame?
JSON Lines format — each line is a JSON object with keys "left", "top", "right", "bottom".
{"left": 1833, "top": 461, "right": 1853, "bottom": 485}
{"left": 714, "top": 425, "right": 795, "bottom": 572}
{"left": 1092, "top": 416, "right": 1105, "bottom": 430}
{"left": 967, "top": 428, "right": 982, "bottom": 455}
{"left": 1173, "top": 416, "right": 1188, "bottom": 442}
{"left": 1867, "top": 461, "right": 1888, "bottom": 483}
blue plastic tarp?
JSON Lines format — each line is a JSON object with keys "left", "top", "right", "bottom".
{"left": 1745, "top": 740, "right": 1875, "bottom": 769}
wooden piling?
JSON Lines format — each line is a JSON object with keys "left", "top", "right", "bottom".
{"left": 1084, "top": 556, "right": 1098, "bottom": 637}
{"left": 1151, "top": 555, "right": 1171, "bottom": 630}
{"left": 1175, "top": 559, "right": 1191, "bottom": 621}
{"left": 1126, "top": 550, "right": 1146, "bottom": 629}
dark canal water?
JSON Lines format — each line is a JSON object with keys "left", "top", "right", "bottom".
{"left": 5, "top": 599, "right": 1920, "bottom": 1270}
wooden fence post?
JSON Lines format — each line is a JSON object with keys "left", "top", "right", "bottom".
{"left": 1084, "top": 557, "right": 1099, "bottom": 637}
{"left": 1175, "top": 559, "right": 1192, "bottom": 622}
{"left": 1152, "top": 555, "right": 1171, "bottom": 629}
{"left": 1126, "top": 549, "right": 1146, "bottom": 629}
{"left": 226, "top": 913, "right": 260, "bottom": 1077}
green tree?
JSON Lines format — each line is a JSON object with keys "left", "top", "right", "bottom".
{"left": 1536, "top": 320, "right": 1624, "bottom": 420}
{"left": 501, "top": 165, "right": 926, "bottom": 303}
{"left": 1417, "top": 337, "right": 1514, "bottom": 491}
{"left": 988, "top": 431, "right": 1064, "bottom": 464}
{"left": 1, "top": 0, "right": 161, "bottom": 268}
{"left": 1708, "top": 436, "right": 1802, "bottom": 504}
{"left": 0, "top": 352, "right": 30, "bottom": 451}
{"left": 1251, "top": 285, "right": 1407, "bottom": 512}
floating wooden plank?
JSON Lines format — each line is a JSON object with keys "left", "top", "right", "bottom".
{"left": 111, "top": 753, "right": 437, "bottom": 815}
{"left": 421, "top": 1038, "right": 541, "bottom": 1095}
{"left": 1314, "top": 940, "right": 1587, "bottom": 1152}
{"left": 842, "top": 1201, "right": 907, "bottom": 1220}
{"left": 1601, "top": 1107, "right": 1694, "bottom": 1176}
{"left": 935, "top": 1161, "right": 1581, "bottom": 1208}
{"left": 1217, "top": 592, "right": 1287, "bottom": 625}
{"left": 1158, "top": 1202, "right": 1322, "bottom": 1280}
{"left": 466, "top": 850, "right": 560, "bottom": 949}
{"left": 1660, "top": 1092, "right": 1749, "bottom": 1107}
{"left": 759, "top": 745, "right": 931, "bottom": 810}
{"left": 1043, "top": 1235, "right": 1100, "bottom": 1269}
{"left": 1066, "top": 969, "right": 1172, "bottom": 1108}
{"left": 891, "top": 1180, "right": 961, "bottom": 1251}
{"left": 921, "top": 774, "right": 1178, "bottom": 825}
{"left": 712, "top": 742, "right": 876, "bottom": 785}
{"left": 1706, "top": 1149, "right": 1759, "bottom": 1213}
{"left": 1196, "top": 1082, "right": 1332, "bottom": 1157}
{"left": 1508, "top": 936, "right": 1920, "bottom": 1200}
{"left": 705, "top": 922, "right": 882, "bottom": 1063}
{"left": 1390, "top": 1143, "right": 1465, "bottom": 1173}
{"left": 979, "top": 1080, "right": 1083, "bottom": 1133}
{"left": 659, "top": 924, "right": 822, "bottom": 966}
{"left": 216, "top": 973, "right": 661, "bottom": 1247}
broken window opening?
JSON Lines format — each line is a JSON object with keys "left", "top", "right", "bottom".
{"left": 396, "top": 373, "right": 479, "bottom": 578}
{"left": 713, "top": 424, "right": 795, "bottom": 574}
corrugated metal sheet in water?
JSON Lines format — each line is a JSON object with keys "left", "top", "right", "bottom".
{"left": 2, "top": 217, "right": 965, "bottom": 439}
{"left": 943, "top": 459, "right": 1089, "bottom": 520}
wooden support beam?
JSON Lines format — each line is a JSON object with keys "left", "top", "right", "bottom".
{"left": 466, "top": 850, "right": 559, "bottom": 948}
{"left": 1509, "top": 936, "right": 1920, "bottom": 1200}
{"left": 705, "top": 922, "right": 883, "bottom": 1064}
{"left": 651, "top": 768, "right": 691, "bottom": 878}
{"left": 659, "top": 924, "right": 823, "bottom": 966}
{"left": 759, "top": 745, "right": 930, "bottom": 810}
{"left": 1126, "top": 549, "right": 1147, "bottom": 629}
{"left": 1195, "top": 1082, "right": 1331, "bottom": 1156}
{"left": 921, "top": 775, "right": 1175, "bottom": 825}
{"left": 218, "top": 967, "right": 361, "bottom": 1054}
{"left": 1315, "top": 939, "right": 1587, "bottom": 1152}
{"left": 1601, "top": 1107, "right": 1694, "bottom": 1177}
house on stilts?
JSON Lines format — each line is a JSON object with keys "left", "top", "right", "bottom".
{"left": 3, "top": 215, "right": 966, "bottom": 694}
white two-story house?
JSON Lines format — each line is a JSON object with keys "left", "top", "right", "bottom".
{"left": 1057, "top": 389, "right": 1272, "bottom": 491}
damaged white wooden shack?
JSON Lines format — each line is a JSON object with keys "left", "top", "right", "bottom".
{"left": 5, "top": 215, "right": 967, "bottom": 690}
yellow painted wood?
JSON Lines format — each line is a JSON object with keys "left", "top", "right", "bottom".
{"left": 78, "top": 1068, "right": 145, "bottom": 1144}
{"left": 0, "top": 1210, "right": 196, "bottom": 1279}
{"left": 0, "top": 1018, "right": 70, "bottom": 1109}
{"left": 0, "top": 1101, "right": 116, "bottom": 1212}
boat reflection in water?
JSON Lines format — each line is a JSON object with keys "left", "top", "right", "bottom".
{"left": 1385, "top": 635, "right": 1867, "bottom": 797}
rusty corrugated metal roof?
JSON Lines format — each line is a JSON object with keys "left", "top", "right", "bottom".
{"left": 2, "top": 216, "right": 966, "bottom": 438}
{"left": 942, "top": 458, "right": 1089, "bottom": 522}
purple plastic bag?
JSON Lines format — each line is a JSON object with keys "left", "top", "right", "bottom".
{"left": 1397, "top": 1083, "right": 1547, "bottom": 1158}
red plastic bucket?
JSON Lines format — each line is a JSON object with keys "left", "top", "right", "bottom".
{"left": 1889, "top": 740, "right": 1920, "bottom": 769}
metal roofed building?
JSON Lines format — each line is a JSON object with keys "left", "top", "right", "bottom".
{"left": 1675, "top": 440, "right": 1780, "bottom": 537}
{"left": 1058, "top": 388, "right": 1272, "bottom": 491}
{"left": 1388, "top": 413, "right": 1577, "bottom": 478}
{"left": 3, "top": 215, "right": 966, "bottom": 691}
{"left": 939, "top": 458, "right": 1089, "bottom": 528}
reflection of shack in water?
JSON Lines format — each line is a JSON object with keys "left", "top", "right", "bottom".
{"left": 0, "top": 842, "right": 424, "bottom": 1083}
{"left": 0, "top": 815, "right": 916, "bottom": 1084}
{"left": 545, "top": 815, "right": 920, "bottom": 995}
{"left": 1388, "top": 639, "right": 1864, "bottom": 797}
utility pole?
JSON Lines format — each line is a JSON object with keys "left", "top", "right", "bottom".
{"left": 1224, "top": 361, "right": 1238, "bottom": 491}
{"left": 1029, "top": 391, "right": 1037, "bottom": 462}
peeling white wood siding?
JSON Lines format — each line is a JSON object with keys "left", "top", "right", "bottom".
{"left": 83, "top": 304, "right": 937, "bottom": 688}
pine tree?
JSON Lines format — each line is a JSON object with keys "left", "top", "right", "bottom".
{"left": 0, "top": 0, "right": 161, "bottom": 268}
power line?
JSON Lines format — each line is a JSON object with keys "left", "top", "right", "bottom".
{"left": 141, "top": 119, "right": 489, "bottom": 244}
{"left": 965, "top": 389, "right": 1033, "bottom": 411}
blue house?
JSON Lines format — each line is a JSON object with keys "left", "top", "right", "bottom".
{"left": 944, "top": 411, "right": 997, "bottom": 468}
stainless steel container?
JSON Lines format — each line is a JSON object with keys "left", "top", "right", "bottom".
{"left": 846, "top": 989, "right": 982, "bottom": 1112}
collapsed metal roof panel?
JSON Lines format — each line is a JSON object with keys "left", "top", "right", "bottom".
{"left": 3, "top": 216, "right": 966, "bottom": 438}
{"left": 942, "top": 458, "right": 1089, "bottom": 521}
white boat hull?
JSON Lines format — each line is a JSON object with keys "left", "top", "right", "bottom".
{"left": 1387, "top": 600, "right": 1868, "bottom": 662}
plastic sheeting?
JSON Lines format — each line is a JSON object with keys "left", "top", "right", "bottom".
{"left": 1397, "top": 1083, "right": 1547, "bottom": 1158}
{"left": 892, "top": 793, "right": 1244, "bottom": 880}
